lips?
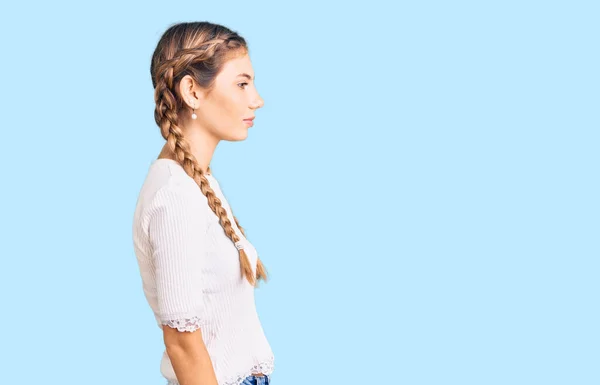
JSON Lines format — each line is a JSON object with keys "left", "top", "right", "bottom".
{"left": 243, "top": 117, "right": 254, "bottom": 127}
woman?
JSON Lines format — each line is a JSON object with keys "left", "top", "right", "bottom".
{"left": 132, "top": 21, "right": 274, "bottom": 385}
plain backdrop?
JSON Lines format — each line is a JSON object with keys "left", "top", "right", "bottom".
{"left": 0, "top": 1, "right": 598, "bottom": 384}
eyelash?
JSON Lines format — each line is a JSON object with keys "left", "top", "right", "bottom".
{"left": 238, "top": 82, "right": 248, "bottom": 89}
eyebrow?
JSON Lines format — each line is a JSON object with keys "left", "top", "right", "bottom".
{"left": 237, "top": 73, "right": 255, "bottom": 81}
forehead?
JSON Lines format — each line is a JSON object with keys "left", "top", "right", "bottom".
{"left": 219, "top": 54, "right": 254, "bottom": 79}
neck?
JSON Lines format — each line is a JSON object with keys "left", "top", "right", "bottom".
{"left": 159, "top": 127, "right": 219, "bottom": 175}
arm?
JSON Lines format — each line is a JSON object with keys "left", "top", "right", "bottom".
{"left": 163, "top": 326, "right": 218, "bottom": 385}
{"left": 148, "top": 182, "right": 218, "bottom": 385}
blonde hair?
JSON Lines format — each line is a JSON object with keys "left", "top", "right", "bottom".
{"left": 150, "top": 21, "right": 267, "bottom": 286}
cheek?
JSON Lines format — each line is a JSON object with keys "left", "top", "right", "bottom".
{"left": 206, "top": 90, "right": 244, "bottom": 128}
{"left": 214, "top": 94, "right": 236, "bottom": 115}
{"left": 224, "top": 97, "right": 244, "bottom": 122}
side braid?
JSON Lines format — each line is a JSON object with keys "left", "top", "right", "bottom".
{"left": 233, "top": 211, "right": 268, "bottom": 284}
{"left": 153, "top": 51, "right": 267, "bottom": 287}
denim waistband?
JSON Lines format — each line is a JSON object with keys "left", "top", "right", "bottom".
{"left": 168, "top": 373, "right": 271, "bottom": 385}
{"left": 241, "top": 373, "right": 270, "bottom": 385}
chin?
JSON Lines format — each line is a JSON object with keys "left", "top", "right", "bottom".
{"left": 229, "top": 130, "right": 248, "bottom": 142}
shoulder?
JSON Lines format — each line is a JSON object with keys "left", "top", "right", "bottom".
{"left": 149, "top": 167, "right": 208, "bottom": 215}
{"left": 142, "top": 159, "right": 204, "bottom": 201}
{"left": 135, "top": 161, "right": 209, "bottom": 231}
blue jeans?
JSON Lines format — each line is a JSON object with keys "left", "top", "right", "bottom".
{"left": 241, "top": 374, "right": 270, "bottom": 385}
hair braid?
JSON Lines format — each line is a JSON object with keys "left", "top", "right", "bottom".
{"left": 151, "top": 23, "right": 267, "bottom": 286}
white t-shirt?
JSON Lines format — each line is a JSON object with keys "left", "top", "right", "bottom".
{"left": 131, "top": 158, "right": 275, "bottom": 385}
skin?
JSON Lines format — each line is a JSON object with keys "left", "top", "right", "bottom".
{"left": 158, "top": 52, "right": 267, "bottom": 382}
{"left": 158, "top": 52, "right": 265, "bottom": 174}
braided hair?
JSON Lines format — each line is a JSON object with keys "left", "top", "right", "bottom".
{"left": 150, "top": 21, "right": 267, "bottom": 286}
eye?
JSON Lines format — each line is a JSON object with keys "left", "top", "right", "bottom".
{"left": 238, "top": 82, "right": 248, "bottom": 89}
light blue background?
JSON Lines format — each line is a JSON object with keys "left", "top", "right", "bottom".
{"left": 0, "top": 1, "right": 597, "bottom": 384}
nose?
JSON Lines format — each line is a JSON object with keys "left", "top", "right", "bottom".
{"left": 252, "top": 94, "right": 264, "bottom": 109}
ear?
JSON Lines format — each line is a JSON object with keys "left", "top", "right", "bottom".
{"left": 179, "top": 75, "right": 204, "bottom": 109}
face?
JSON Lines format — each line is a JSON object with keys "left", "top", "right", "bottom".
{"left": 183, "top": 52, "right": 264, "bottom": 141}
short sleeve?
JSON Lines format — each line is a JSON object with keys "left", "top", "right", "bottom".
{"left": 147, "top": 182, "right": 209, "bottom": 332}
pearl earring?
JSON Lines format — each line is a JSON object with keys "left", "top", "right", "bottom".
{"left": 190, "top": 99, "right": 197, "bottom": 119}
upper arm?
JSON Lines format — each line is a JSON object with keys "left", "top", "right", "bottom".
{"left": 147, "top": 182, "right": 209, "bottom": 342}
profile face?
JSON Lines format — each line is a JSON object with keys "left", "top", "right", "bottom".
{"left": 198, "top": 53, "right": 264, "bottom": 141}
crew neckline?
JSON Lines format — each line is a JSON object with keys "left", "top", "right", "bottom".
{"left": 152, "top": 158, "right": 213, "bottom": 178}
